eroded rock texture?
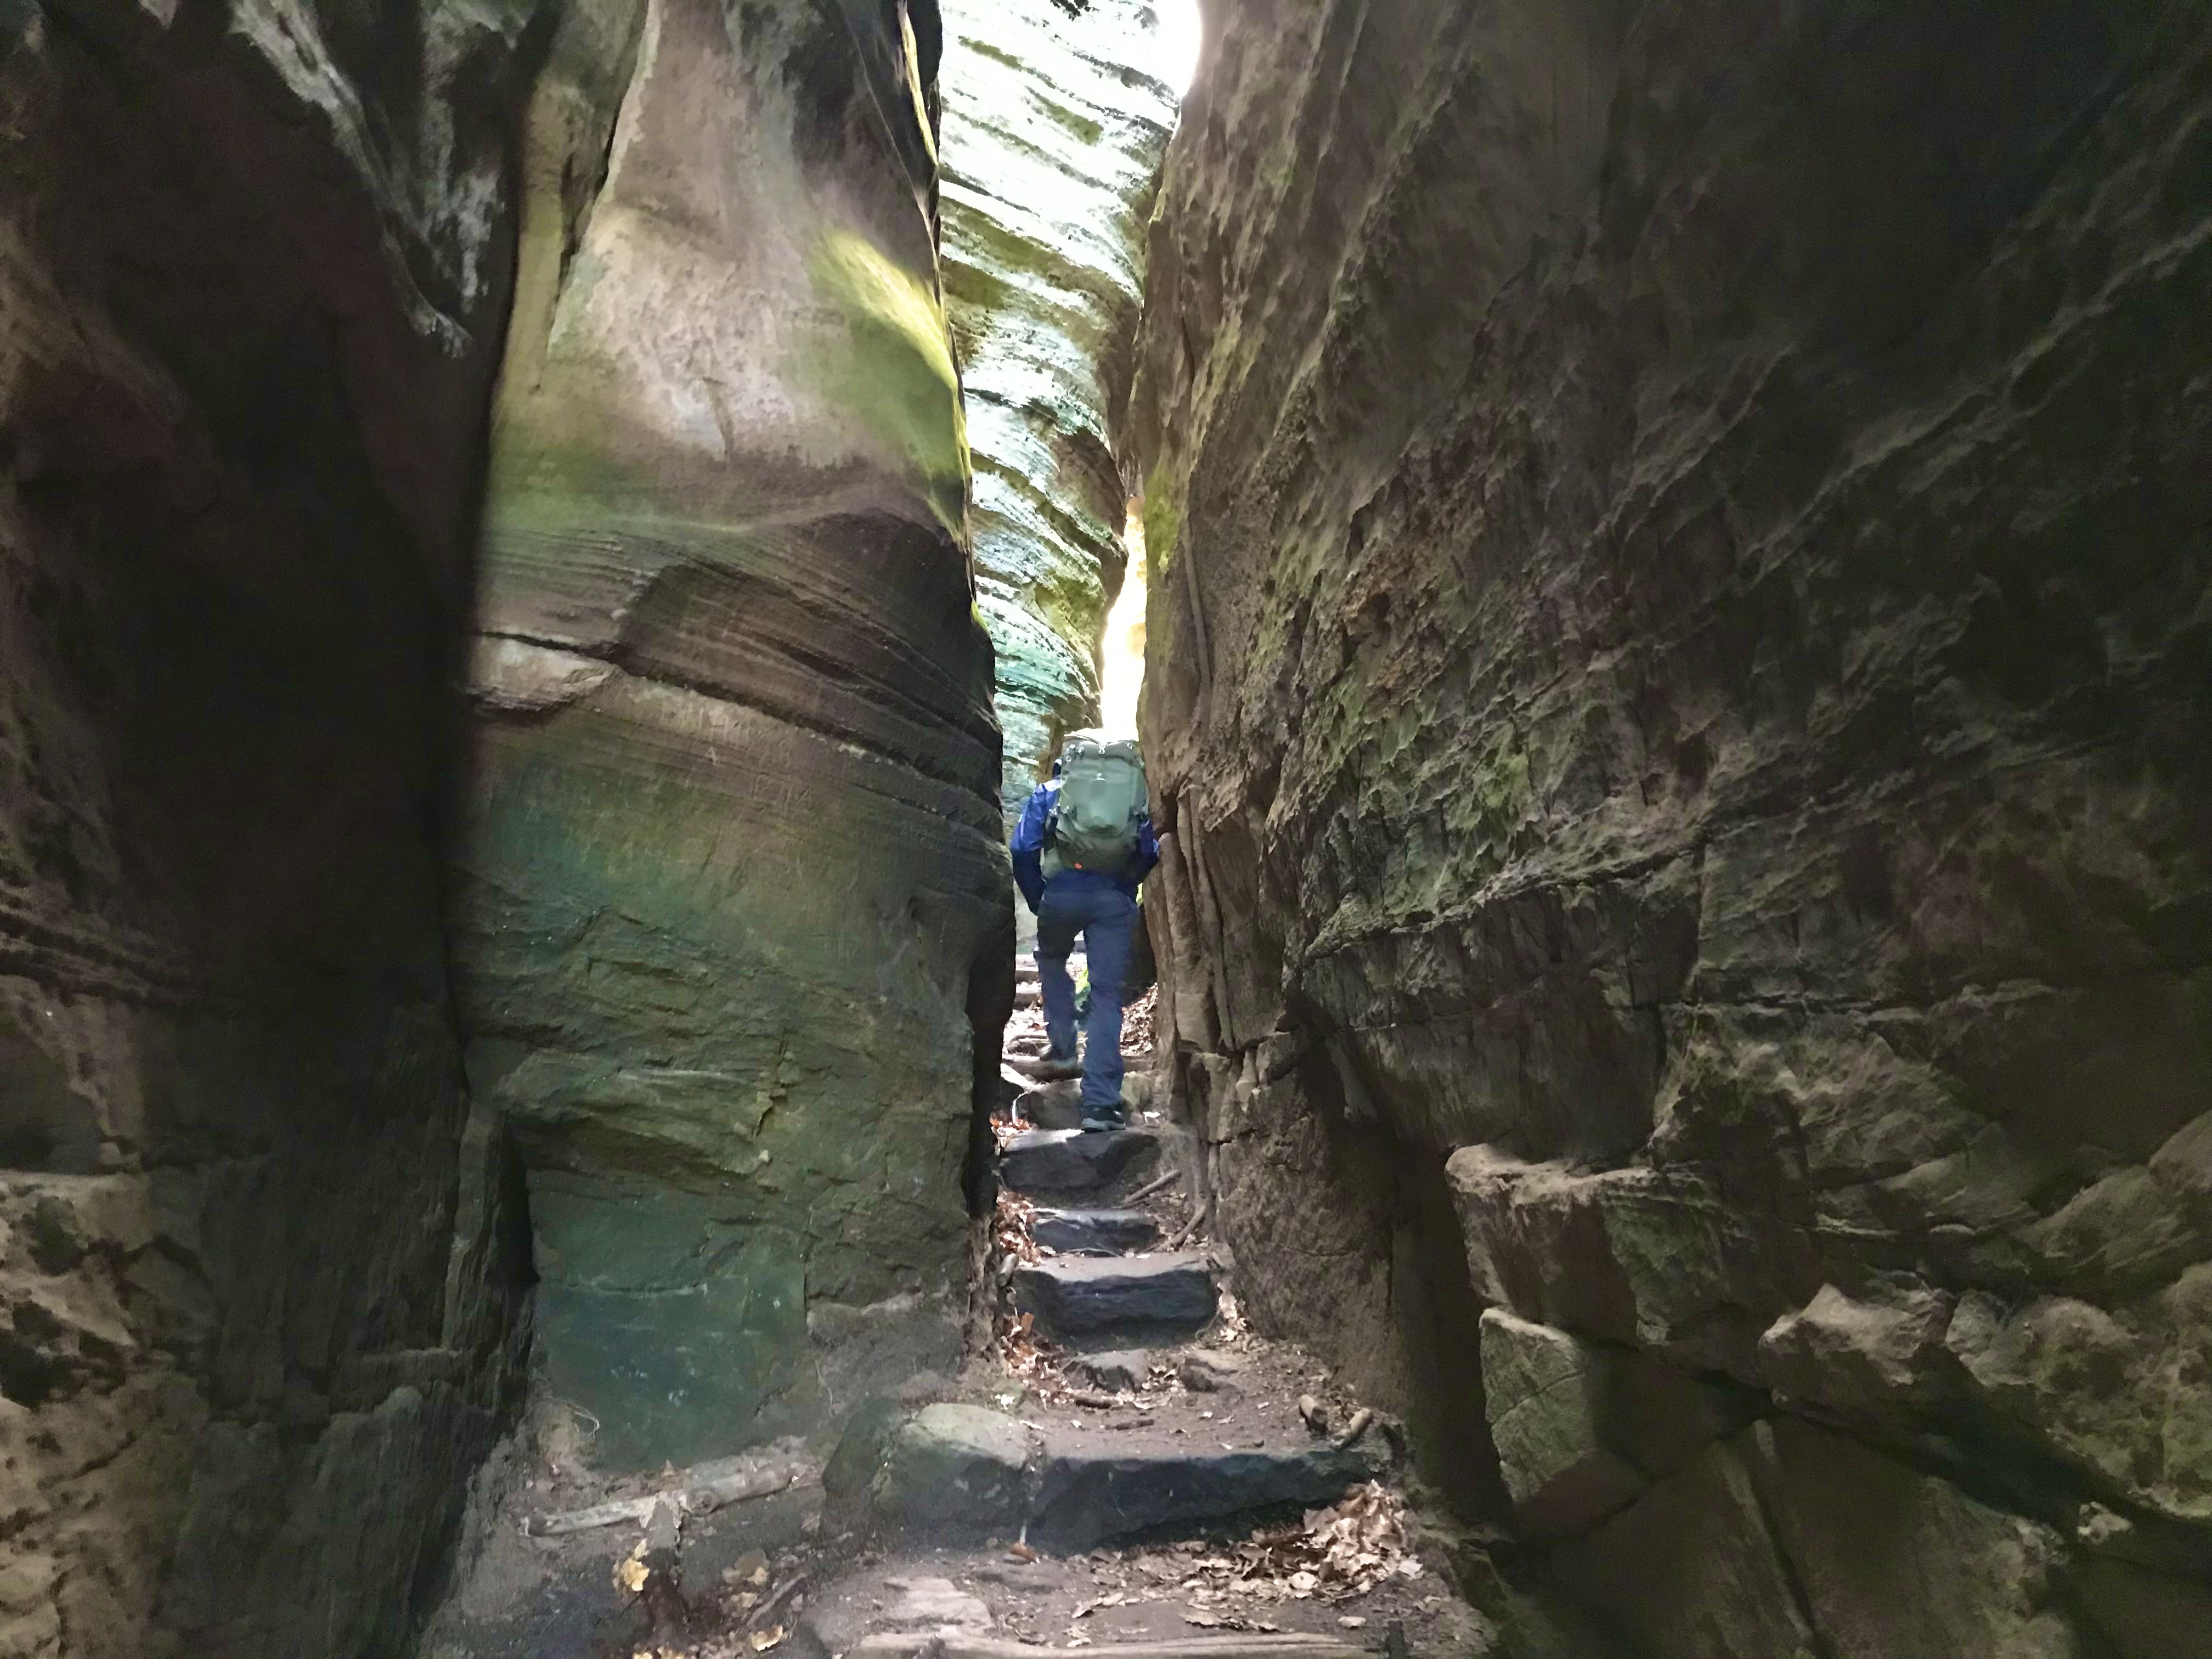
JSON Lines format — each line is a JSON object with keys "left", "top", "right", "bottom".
{"left": 0, "top": 0, "right": 535, "bottom": 1652}
{"left": 1135, "top": 2, "right": 2212, "bottom": 1652}
{"left": 938, "top": 0, "right": 1175, "bottom": 819}
{"left": 455, "top": 0, "right": 1011, "bottom": 1471}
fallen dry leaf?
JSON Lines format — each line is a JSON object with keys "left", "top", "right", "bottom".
{"left": 747, "top": 1626, "right": 785, "bottom": 1652}
{"left": 1120, "top": 1482, "right": 1419, "bottom": 1605}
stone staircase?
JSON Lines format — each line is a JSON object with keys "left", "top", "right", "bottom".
{"left": 852, "top": 1015, "right": 1390, "bottom": 1560}
{"left": 793, "top": 968, "right": 1436, "bottom": 1656}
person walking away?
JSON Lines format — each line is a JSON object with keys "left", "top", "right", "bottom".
{"left": 1011, "top": 732, "right": 1158, "bottom": 1131}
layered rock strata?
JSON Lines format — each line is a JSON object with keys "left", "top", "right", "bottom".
{"left": 0, "top": 0, "right": 537, "bottom": 1651}
{"left": 455, "top": 0, "right": 1011, "bottom": 1471}
{"left": 1133, "top": 2, "right": 2212, "bottom": 1653}
{"left": 937, "top": 0, "right": 1177, "bottom": 817}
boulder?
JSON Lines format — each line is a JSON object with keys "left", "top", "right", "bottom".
{"left": 1481, "top": 1309, "right": 1750, "bottom": 1537}
{"left": 1480, "top": 1311, "right": 1646, "bottom": 1536}
{"left": 1554, "top": 1435, "right": 1822, "bottom": 1659}
{"left": 1449, "top": 1148, "right": 1820, "bottom": 1382}
{"left": 1561, "top": 1418, "right": 2095, "bottom": 1658}
{"left": 1757, "top": 1281, "right": 1958, "bottom": 1417}
{"left": 2069, "top": 1553, "right": 2212, "bottom": 1659}
{"left": 1018, "top": 1082, "right": 1086, "bottom": 1131}
{"left": 1947, "top": 1271, "right": 2212, "bottom": 1525}
{"left": 876, "top": 1406, "right": 1036, "bottom": 1540}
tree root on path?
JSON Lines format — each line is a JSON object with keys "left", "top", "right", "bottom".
{"left": 1124, "top": 1170, "right": 1183, "bottom": 1207}
{"left": 850, "top": 1635, "right": 1367, "bottom": 1658}
{"left": 523, "top": 1450, "right": 817, "bottom": 1537}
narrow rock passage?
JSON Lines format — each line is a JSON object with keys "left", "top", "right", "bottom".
{"left": 8, "top": 0, "right": 2204, "bottom": 1652}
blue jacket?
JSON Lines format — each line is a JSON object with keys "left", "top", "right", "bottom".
{"left": 1011, "top": 777, "right": 1160, "bottom": 913}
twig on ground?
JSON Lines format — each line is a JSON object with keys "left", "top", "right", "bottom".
{"left": 749, "top": 1570, "right": 809, "bottom": 1630}
{"left": 1166, "top": 1197, "right": 1214, "bottom": 1249}
{"left": 1124, "top": 1170, "right": 1182, "bottom": 1206}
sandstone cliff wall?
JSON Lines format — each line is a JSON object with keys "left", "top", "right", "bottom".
{"left": 0, "top": 0, "right": 537, "bottom": 1651}
{"left": 455, "top": 0, "right": 1011, "bottom": 1472}
{"left": 939, "top": 0, "right": 1176, "bottom": 821}
{"left": 1134, "top": 3, "right": 2212, "bottom": 1652}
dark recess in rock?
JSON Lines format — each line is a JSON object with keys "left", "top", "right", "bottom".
{"left": 0, "top": 0, "right": 539, "bottom": 1646}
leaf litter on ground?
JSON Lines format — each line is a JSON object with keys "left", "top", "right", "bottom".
{"left": 1130, "top": 1482, "right": 1423, "bottom": 1611}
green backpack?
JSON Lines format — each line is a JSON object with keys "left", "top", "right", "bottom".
{"left": 1045, "top": 732, "right": 1148, "bottom": 876}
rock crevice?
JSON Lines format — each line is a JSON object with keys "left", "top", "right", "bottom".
{"left": 938, "top": 0, "right": 1177, "bottom": 821}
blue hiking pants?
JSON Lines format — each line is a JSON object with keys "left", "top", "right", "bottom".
{"left": 1036, "top": 881, "right": 1138, "bottom": 1110}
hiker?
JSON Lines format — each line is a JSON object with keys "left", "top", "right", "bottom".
{"left": 1011, "top": 731, "right": 1159, "bottom": 1131}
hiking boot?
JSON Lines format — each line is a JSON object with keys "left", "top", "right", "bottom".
{"left": 1019, "top": 1052, "right": 1082, "bottom": 1082}
{"left": 1078, "top": 1110, "right": 1127, "bottom": 1133}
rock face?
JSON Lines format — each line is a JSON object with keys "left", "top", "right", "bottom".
{"left": 0, "top": 0, "right": 536, "bottom": 1652}
{"left": 1133, "top": 1, "right": 2212, "bottom": 1652}
{"left": 937, "top": 0, "right": 1177, "bottom": 820}
{"left": 455, "top": 0, "right": 1011, "bottom": 1471}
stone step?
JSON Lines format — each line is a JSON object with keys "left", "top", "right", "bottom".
{"left": 1031, "top": 1206, "right": 1161, "bottom": 1254}
{"left": 1012, "top": 1252, "right": 1217, "bottom": 1347}
{"left": 1030, "top": 1430, "right": 1390, "bottom": 1550}
{"left": 999, "top": 1127, "right": 1160, "bottom": 1197}
{"left": 862, "top": 1404, "right": 1391, "bottom": 1553}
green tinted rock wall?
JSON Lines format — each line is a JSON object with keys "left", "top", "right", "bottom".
{"left": 939, "top": 0, "right": 1177, "bottom": 821}
{"left": 456, "top": 0, "right": 1011, "bottom": 1472}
